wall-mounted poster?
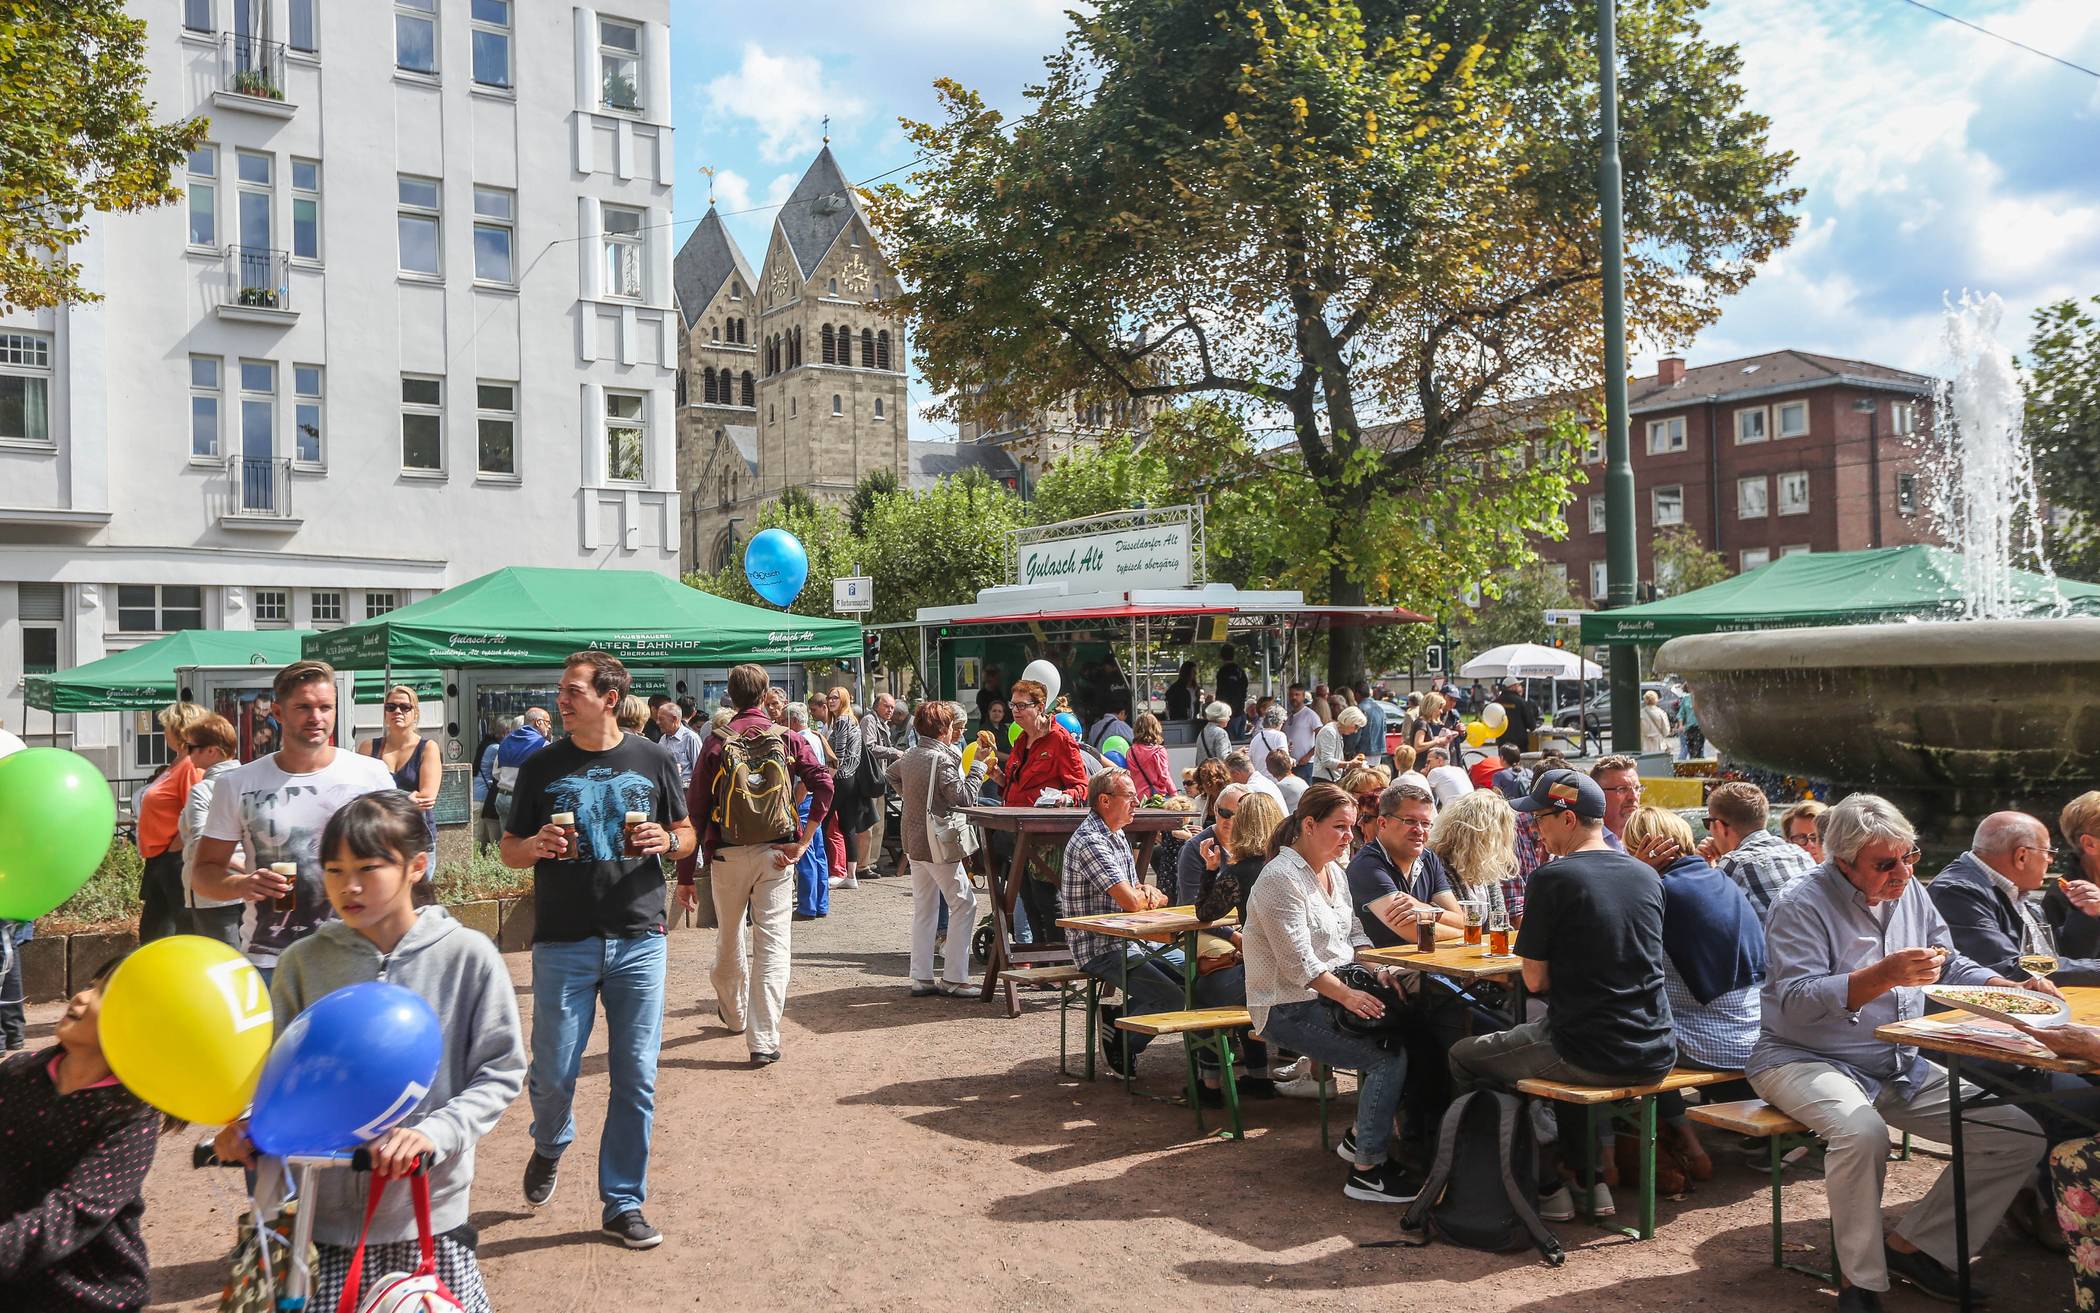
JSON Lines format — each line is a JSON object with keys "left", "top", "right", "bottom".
{"left": 955, "top": 657, "right": 981, "bottom": 691}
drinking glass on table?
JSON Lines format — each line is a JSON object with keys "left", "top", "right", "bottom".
{"left": 1486, "top": 907, "right": 1512, "bottom": 958}
{"left": 2018, "top": 922, "right": 2060, "bottom": 982}
{"left": 1461, "top": 899, "right": 1485, "bottom": 947}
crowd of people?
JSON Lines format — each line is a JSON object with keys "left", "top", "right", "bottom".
{"left": 13, "top": 649, "right": 2100, "bottom": 1313}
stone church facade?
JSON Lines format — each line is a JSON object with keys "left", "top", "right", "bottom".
{"left": 673, "top": 147, "right": 908, "bottom": 574}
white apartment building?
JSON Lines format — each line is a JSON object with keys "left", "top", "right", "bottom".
{"left": 0, "top": 0, "right": 679, "bottom": 782}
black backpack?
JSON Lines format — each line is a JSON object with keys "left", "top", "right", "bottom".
{"left": 1396, "top": 1090, "right": 1564, "bottom": 1265}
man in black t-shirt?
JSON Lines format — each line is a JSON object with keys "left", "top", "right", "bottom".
{"left": 1215, "top": 645, "right": 1249, "bottom": 736}
{"left": 1345, "top": 783, "right": 1460, "bottom": 948}
{"left": 500, "top": 651, "right": 694, "bottom": 1252}
{"left": 1447, "top": 768, "right": 1675, "bottom": 1214}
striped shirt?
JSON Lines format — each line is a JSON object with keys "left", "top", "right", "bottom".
{"left": 1718, "top": 828, "right": 1818, "bottom": 924}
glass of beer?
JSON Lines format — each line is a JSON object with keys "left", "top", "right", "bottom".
{"left": 1487, "top": 908, "right": 1512, "bottom": 958}
{"left": 1462, "top": 900, "right": 1484, "bottom": 947}
{"left": 623, "top": 811, "right": 649, "bottom": 856}
{"left": 551, "top": 811, "right": 578, "bottom": 858}
{"left": 1414, "top": 906, "right": 1439, "bottom": 953}
{"left": 269, "top": 861, "right": 299, "bottom": 914}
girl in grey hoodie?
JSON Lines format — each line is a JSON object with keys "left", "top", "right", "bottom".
{"left": 215, "top": 791, "right": 524, "bottom": 1313}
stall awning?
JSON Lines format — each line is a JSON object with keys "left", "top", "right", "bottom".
{"left": 24, "top": 630, "right": 441, "bottom": 711}
{"left": 304, "top": 567, "right": 862, "bottom": 669}
{"left": 943, "top": 604, "right": 1234, "bottom": 627}
{"left": 916, "top": 584, "right": 1428, "bottom": 630}
{"left": 1580, "top": 545, "right": 2100, "bottom": 646}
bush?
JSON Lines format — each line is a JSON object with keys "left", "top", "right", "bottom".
{"left": 40, "top": 840, "right": 143, "bottom": 933}
{"left": 429, "top": 850, "right": 532, "bottom": 906}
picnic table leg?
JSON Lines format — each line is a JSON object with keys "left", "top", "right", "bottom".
{"left": 1636, "top": 1095, "right": 1658, "bottom": 1241}
{"left": 1217, "top": 1031, "right": 1244, "bottom": 1140}
{"left": 980, "top": 831, "right": 1033, "bottom": 1007}
{"left": 1184, "top": 1035, "right": 1205, "bottom": 1135}
{"left": 1948, "top": 1053, "right": 1972, "bottom": 1313}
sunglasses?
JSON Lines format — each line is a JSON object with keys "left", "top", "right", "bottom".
{"left": 383, "top": 702, "right": 415, "bottom": 714}
{"left": 184, "top": 742, "right": 214, "bottom": 754}
{"left": 1214, "top": 805, "right": 1236, "bottom": 821}
{"left": 1867, "top": 848, "right": 1923, "bottom": 876}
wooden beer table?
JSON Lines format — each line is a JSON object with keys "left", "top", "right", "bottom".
{"left": 1357, "top": 939, "right": 1527, "bottom": 1030}
{"left": 959, "top": 804, "right": 1193, "bottom": 1017}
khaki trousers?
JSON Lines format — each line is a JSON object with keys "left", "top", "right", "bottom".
{"left": 709, "top": 843, "right": 795, "bottom": 1056}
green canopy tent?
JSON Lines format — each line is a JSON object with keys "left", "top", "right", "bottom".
{"left": 24, "top": 629, "right": 443, "bottom": 713}
{"left": 302, "top": 567, "right": 862, "bottom": 670}
{"left": 1581, "top": 545, "right": 2100, "bottom": 646}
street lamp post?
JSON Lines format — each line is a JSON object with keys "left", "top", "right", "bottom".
{"left": 1597, "top": 0, "right": 1641, "bottom": 756}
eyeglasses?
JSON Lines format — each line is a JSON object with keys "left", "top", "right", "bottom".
{"left": 1600, "top": 783, "right": 1642, "bottom": 797}
{"left": 1385, "top": 816, "right": 1433, "bottom": 831}
{"left": 383, "top": 702, "right": 415, "bottom": 714}
{"left": 1355, "top": 794, "right": 1381, "bottom": 810}
{"left": 1011, "top": 699, "right": 1039, "bottom": 711}
{"left": 1867, "top": 848, "right": 1924, "bottom": 876}
{"left": 184, "top": 742, "right": 213, "bottom": 754}
{"left": 2022, "top": 843, "right": 2058, "bottom": 863}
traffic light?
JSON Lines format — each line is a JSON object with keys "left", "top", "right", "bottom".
{"left": 863, "top": 631, "right": 882, "bottom": 674}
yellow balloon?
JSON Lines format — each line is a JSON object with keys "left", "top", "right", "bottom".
{"left": 961, "top": 742, "right": 978, "bottom": 774}
{"left": 101, "top": 935, "right": 273, "bottom": 1124}
{"left": 1467, "top": 721, "right": 1494, "bottom": 747}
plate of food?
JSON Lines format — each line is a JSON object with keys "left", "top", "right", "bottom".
{"left": 1922, "top": 984, "right": 2072, "bottom": 1028}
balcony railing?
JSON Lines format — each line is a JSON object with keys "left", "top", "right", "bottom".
{"left": 222, "top": 456, "right": 294, "bottom": 520}
{"left": 221, "top": 33, "right": 287, "bottom": 101}
{"left": 223, "top": 246, "right": 291, "bottom": 312}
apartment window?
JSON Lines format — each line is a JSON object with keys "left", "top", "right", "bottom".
{"left": 184, "top": 0, "right": 213, "bottom": 32}
{"left": 873, "top": 397, "right": 885, "bottom": 420}
{"left": 831, "top": 394, "right": 843, "bottom": 416}
{"left": 253, "top": 588, "right": 289, "bottom": 626}
{"left": 290, "top": 159, "right": 321, "bottom": 262}
{"left": 1581, "top": 427, "right": 1602, "bottom": 463}
{"left": 287, "top": 0, "right": 317, "bottom": 52}
{"left": 401, "top": 376, "right": 443, "bottom": 471}
{"left": 1781, "top": 543, "right": 1812, "bottom": 557}
{"left": 365, "top": 592, "right": 398, "bottom": 618}
{"left": 1645, "top": 416, "right": 1686, "bottom": 454}
{"left": 470, "top": 0, "right": 512, "bottom": 87}
{"left": 1587, "top": 494, "right": 1606, "bottom": 534}
{"left": 472, "top": 187, "right": 515, "bottom": 283}
{"left": 0, "top": 332, "right": 52, "bottom": 445}
{"left": 1897, "top": 471, "right": 1918, "bottom": 516}
{"left": 601, "top": 205, "right": 644, "bottom": 298}
{"left": 1739, "top": 548, "right": 1771, "bottom": 571}
{"left": 1776, "top": 399, "right": 1809, "bottom": 439}
{"left": 189, "top": 355, "right": 220, "bottom": 457}
{"left": 1890, "top": 402, "right": 1916, "bottom": 436}
{"left": 1588, "top": 561, "right": 1608, "bottom": 600}
{"left": 398, "top": 176, "right": 441, "bottom": 276}
{"left": 186, "top": 146, "right": 216, "bottom": 247}
{"left": 1652, "top": 484, "right": 1685, "bottom": 527}
{"left": 476, "top": 382, "right": 516, "bottom": 476}
{"left": 605, "top": 391, "right": 646, "bottom": 482}
{"left": 1777, "top": 470, "right": 1810, "bottom": 516}
{"left": 1736, "top": 475, "right": 1768, "bottom": 519}
{"left": 135, "top": 714, "right": 175, "bottom": 772}
{"left": 117, "top": 585, "right": 204, "bottom": 633}
{"left": 1734, "top": 406, "right": 1768, "bottom": 444}
{"left": 239, "top": 360, "right": 275, "bottom": 463}
{"left": 293, "top": 365, "right": 323, "bottom": 464}
{"left": 18, "top": 584, "right": 61, "bottom": 676}
{"left": 234, "top": 150, "right": 272, "bottom": 257}
{"left": 310, "top": 590, "right": 344, "bottom": 625}
{"left": 395, "top": 0, "right": 438, "bottom": 75}
{"left": 598, "top": 18, "right": 642, "bottom": 112}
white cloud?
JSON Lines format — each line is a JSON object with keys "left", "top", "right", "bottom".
{"left": 704, "top": 44, "right": 867, "bottom": 163}
{"left": 707, "top": 168, "right": 752, "bottom": 213}
{"left": 764, "top": 173, "right": 797, "bottom": 208}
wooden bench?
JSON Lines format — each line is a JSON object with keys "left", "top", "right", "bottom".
{"left": 1003, "top": 964, "right": 1100, "bottom": 1080}
{"left": 1115, "top": 1008, "right": 1256, "bottom": 1139}
{"left": 1516, "top": 1068, "right": 1740, "bottom": 1241}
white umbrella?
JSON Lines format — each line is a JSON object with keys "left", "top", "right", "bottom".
{"left": 1458, "top": 642, "right": 1601, "bottom": 682}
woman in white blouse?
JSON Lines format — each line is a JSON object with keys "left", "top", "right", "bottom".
{"left": 1313, "top": 705, "right": 1367, "bottom": 782}
{"left": 1242, "top": 783, "right": 1416, "bottom": 1203}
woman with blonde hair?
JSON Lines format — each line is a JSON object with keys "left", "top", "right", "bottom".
{"left": 1429, "top": 788, "right": 1519, "bottom": 928}
{"left": 1639, "top": 689, "right": 1671, "bottom": 754}
{"left": 359, "top": 683, "right": 443, "bottom": 854}
{"left": 615, "top": 694, "right": 649, "bottom": 732}
{"left": 1779, "top": 798, "right": 1828, "bottom": 862}
{"left": 825, "top": 686, "right": 867, "bottom": 890}
{"left": 136, "top": 701, "right": 212, "bottom": 941}
{"left": 1408, "top": 693, "right": 1455, "bottom": 762}
{"left": 1389, "top": 743, "right": 1430, "bottom": 796}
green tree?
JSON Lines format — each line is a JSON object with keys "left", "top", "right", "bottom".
{"left": 869, "top": 0, "right": 1797, "bottom": 688}
{"left": 2027, "top": 295, "right": 2100, "bottom": 581}
{"left": 2, "top": 2, "right": 206, "bottom": 311}
{"left": 1652, "top": 525, "right": 1730, "bottom": 596}
{"left": 1459, "top": 558, "right": 1577, "bottom": 652}
{"left": 1029, "top": 435, "right": 1171, "bottom": 526}
{"left": 859, "top": 472, "right": 1029, "bottom": 680}
{"left": 847, "top": 467, "right": 899, "bottom": 537}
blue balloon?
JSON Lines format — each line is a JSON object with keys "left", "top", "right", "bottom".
{"left": 1055, "top": 711, "right": 1082, "bottom": 735}
{"left": 1105, "top": 749, "right": 1127, "bottom": 768}
{"left": 248, "top": 981, "right": 443, "bottom": 1157}
{"left": 743, "top": 528, "right": 809, "bottom": 607}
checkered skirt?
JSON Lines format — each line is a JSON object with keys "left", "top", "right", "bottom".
{"left": 306, "top": 1235, "right": 490, "bottom": 1313}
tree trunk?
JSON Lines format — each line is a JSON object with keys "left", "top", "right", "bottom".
{"left": 1326, "top": 558, "right": 1368, "bottom": 691}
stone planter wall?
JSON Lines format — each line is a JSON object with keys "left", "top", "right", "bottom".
{"left": 19, "top": 893, "right": 536, "bottom": 1003}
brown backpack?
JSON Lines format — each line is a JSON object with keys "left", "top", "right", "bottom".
{"left": 711, "top": 723, "right": 798, "bottom": 846}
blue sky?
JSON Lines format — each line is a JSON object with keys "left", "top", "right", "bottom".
{"left": 668, "top": 0, "right": 2100, "bottom": 440}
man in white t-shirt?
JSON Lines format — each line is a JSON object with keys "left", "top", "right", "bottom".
{"left": 1423, "top": 746, "right": 1473, "bottom": 808}
{"left": 1226, "top": 749, "right": 1285, "bottom": 807}
{"left": 1282, "top": 684, "right": 1321, "bottom": 781}
{"left": 192, "top": 660, "right": 396, "bottom": 976}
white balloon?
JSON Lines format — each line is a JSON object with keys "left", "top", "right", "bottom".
{"left": 0, "top": 730, "right": 24, "bottom": 760}
{"left": 1481, "top": 703, "right": 1508, "bottom": 732}
{"left": 1021, "top": 659, "right": 1061, "bottom": 708}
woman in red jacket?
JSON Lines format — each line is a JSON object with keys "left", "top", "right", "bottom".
{"left": 999, "top": 678, "right": 1087, "bottom": 941}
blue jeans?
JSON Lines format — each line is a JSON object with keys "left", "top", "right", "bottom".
{"left": 529, "top": 932, "right": 666, "bottom": 1221}
{"left": 1259, "top": 998, "right": 1408, "bottom": 1164}
{"left": 1083, "top": 944, "right": 1245, "bottom": 1055}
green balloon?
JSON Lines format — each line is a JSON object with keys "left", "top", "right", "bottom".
{"left": 1007, "top": 722, "right": 1023, "bottom": 746}
{"left": 1102, "top": 735, "right": 1131, "bottom": 756}
{"left": 0, "top": 748, "right": 117, "bottom": 920}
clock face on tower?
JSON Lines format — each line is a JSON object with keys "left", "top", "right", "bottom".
{"left": 771, "top": 264, "right": 791, "bottom": 304}
{"left": 840, "top": 254, "right": 871, "bottom": 296}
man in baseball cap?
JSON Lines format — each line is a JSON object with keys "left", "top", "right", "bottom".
{"left": 1444, "top": 767, "right": 1676, "bottom": 1222}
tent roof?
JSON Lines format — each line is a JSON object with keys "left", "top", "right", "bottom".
{"left": 303, "top": 568, "right": 861, "bottom": 669}
{"left": 1580, "top": 545, "right": 2100, "bottom": 645}
{"left": 25, "top": 630, "right": 449, "bottom": 712}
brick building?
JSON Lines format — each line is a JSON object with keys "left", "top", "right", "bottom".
{"left": 1538, "top": 350, "right": 1940, "bottom": 600}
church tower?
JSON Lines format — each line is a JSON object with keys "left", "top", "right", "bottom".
{"left": 753, "top": 145, "right": 909, "bottom": 516}
{"left": 672, "top": 206, "right": 759, "bottom": 572}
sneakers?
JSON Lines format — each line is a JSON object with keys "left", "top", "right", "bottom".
{"left": 1584, "top": 1181, "right": 1616, "bottom": 1217}
{"left": 910, "top": 982, "right": 940, "bottom": 997}
{"left": 523, "top": 1152, "right": 559, "bottom": 1207}
{"left": 1274, "top": 1073, "right": 1338, "bottom": 1100}
{"left": 1343, "top": 1160, "right": 1422, "bottom": 1204}
{"left": 750, "top": 1050, "right": 780, "bottom": 1067}
{"left": 603, "top": 1210, "right": 663, "bottom": 1250}
{"left": 1267, "top": 1057, "right": 1309, "bottom": 1082}
{"left": 1098, "top": 1011, "right": 1132, "bottom": 1078}
{"left": 827, "top": 875, "right": 859, "bottom": 890}
{"left": 1539, "top": 1185, "right": 1576, "bottom": 1222}
{"left": 1884, "top": 1241, "right": 1984, "bottom": 1304}
{"left": 934, "top": 979, "right": 974, "bottom": 997}
{"left": 1333, "top": 1129, "right": 1394, "bottom": 1165}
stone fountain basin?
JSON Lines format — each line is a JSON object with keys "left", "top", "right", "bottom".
{"left": 1656, "top": 617, "right": 2100, "bottom": 795}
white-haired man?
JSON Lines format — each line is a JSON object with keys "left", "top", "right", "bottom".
{"left": 1748, "top": 794, "right": 2050, "bottom": 1312}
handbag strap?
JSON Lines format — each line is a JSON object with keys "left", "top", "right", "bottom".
{"left": 337, "top": 1170, "right": 438, "bottom": 1311}
{"left": 337, "top": 1175, "right": 394, "bottom": 1313}
{"left": 410, "top": 1170, "right": 438, "bottom": 1277}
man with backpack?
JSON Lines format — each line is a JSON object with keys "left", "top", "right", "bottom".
{"left": 678, "top": 662, "right": 833, "bottom": 1068}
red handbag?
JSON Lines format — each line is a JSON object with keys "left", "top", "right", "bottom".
{"left": 337, "top": 1171, "right": 464, "bottom": 1313}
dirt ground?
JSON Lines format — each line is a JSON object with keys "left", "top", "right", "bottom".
{"left": 21, "top": 878, "right": 2077, "bottom": 1312}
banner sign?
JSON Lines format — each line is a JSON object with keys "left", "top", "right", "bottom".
{"left": 1014, "top": 522, "right": 1192, "bottom": 592}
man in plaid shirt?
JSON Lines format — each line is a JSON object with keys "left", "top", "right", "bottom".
{"left": 1702, "top": 781, "right": 1817, "bottom": 923}
{"left": 1064, "top": 769, "right": 1243, "bottom": 1075}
